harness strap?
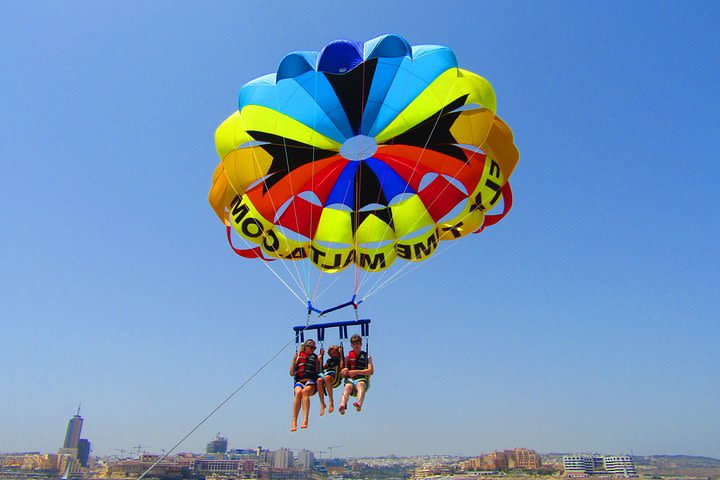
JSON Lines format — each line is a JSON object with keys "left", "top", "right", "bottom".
{"left": 353, "top": 307, "right": 370, "bottom": 354}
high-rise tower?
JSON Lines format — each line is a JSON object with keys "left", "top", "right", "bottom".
{"left": 206, "top": 433, "right": 228, "bottom": 454}
{"left": 58, "top": 405, "right": 92, "bottom": 471}
{"left": 62, "top": 406, "right": 83, "bottom": 449}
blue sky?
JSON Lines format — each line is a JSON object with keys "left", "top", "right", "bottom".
{"left": 1, "top": 1, "right": 718, "bottom": 459}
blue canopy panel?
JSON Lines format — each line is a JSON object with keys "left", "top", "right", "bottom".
{"left": 276, "top": 51, "right": 318, "bottom": 81}
{"left": 238, "top": 72, "right": 350, "bottom": 144}
{"left": 363, "top": 34, "right": 412, "bottom": 61}
{"left": 364, "top": 157, "right": 415, "bottom": 202}
{"left": 359, "top": 34, "right": 414, "bottom": 136}
{"left": 297, "top": 72, "right": 354, "bottom": 139}
{"left": 317, "top": 40, "right": 364, "bottom": 74}
{"left": 359, "top": 57, "right": 404, "bottom": 136}
{"left": 367, "top": 46, "right": 458, "bottom": 138}
{"left": 325, "top": 161, "right": 358, "bottom": 208}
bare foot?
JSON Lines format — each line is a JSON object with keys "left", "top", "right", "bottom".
{"left": 291, "top": 424, "right": 297, "bottom": 432}
{"left": 328, "top": 404, "right": 334, "bottom": 414}
{"left": 339, "top": 404, "right": 346, "bottom": 415}
{"left": 300, "top": 421, "right": 308, "bottom": 429}
{"left": 319, "top": 405, "right": 326, "bottom": 416}
{"left": 353, "top": 401, "right": 362, "bottom": 412}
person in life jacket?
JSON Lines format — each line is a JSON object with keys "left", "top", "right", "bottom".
{"left": 317, "top": 344, "right": 344, "bottom": 416}
{"left": 339, "top": 334, "right": 374, "bottom": 415}
{"left": 290, "top": 339, "right": 321, "bottom": 431}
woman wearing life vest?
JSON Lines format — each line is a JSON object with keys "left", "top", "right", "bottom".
{"left": 290, "top": 339, "right": 321, "bottom": 431}
{"left": 339, "top": 334, "right": 374, "bottom": 415}
{"left": 317, "top": 344, "right": 344, "bottom": 416}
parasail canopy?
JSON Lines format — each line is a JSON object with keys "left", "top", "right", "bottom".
{"left": 209, "top": 34, "right": 519, "bottom": 276}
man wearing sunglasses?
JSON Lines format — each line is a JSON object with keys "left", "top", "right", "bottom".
{"left": 290, "top": 339, "right": 321, "bottom": 431}
{"left": 339, "top": 334, "right": 374, "bottom": 415}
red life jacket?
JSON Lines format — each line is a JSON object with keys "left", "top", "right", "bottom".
{"left": 346, "top": 350, "right": 368, "bottom": 371}
{"left": 295, "top": 351, "right": 318, "bottom": 381}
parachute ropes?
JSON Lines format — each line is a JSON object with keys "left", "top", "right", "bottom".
{"left": 208, "top": 34, "right": 519, "bottom": 311}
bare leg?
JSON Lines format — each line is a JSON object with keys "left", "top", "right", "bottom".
{"left": 317, "top": 378, "right": 326, "bottom": 416}
{"left": 354, "top": 381, "right": 367, "bottom": 411}
{"left": 324, "top": 375, "right": 335, "bottom": 413}
{"left": 291, "top": 386, "right": 303, "bottom": 431}
{"left": 339, "top": 383, "right": 353, "bottom": 415}
{"left": 300, "top": 385, "right": 315, "bottom": 428}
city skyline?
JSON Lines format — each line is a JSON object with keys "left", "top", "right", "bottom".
{"left": 2, "top": 0, "right": 718, "bottom": 460}
{"left": 1, "top": 407, "right": 717, "bottom": 480}
{"left": 7, "top": 437, "right": 717, "bottom": 480}
{"left": 2, "top": 408, "right": 713, "bottom": 461}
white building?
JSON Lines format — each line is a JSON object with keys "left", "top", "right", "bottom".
{"left": 563, "top": 454, "right": 595, "bottom": 476}
{"left": 272, "top": 448, "right": 293, "bottom": 468}
{"left": 563, "top": 454, "right": 637, "bottom": 478}
{"left": 295, "top": 449, "right": 315, "bottom": 469}
{"left": 603, "top": 456, "right": 638, "bottom": 477}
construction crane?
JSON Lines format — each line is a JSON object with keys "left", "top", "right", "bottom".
{"left": 326, "top": 445, "right": 343, "bottom": 457}
{"left": 133, "top": 444, "right": 150, "bottom": 458}
{"left": 113, "top": 449, "right": 130, "bottom": 459}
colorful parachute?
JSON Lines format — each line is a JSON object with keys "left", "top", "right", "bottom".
{"left": 209, "top": 34, "right": 519, "bottom": 275}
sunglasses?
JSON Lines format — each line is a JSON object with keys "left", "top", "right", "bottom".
{"left": 306, "top": 345, "right": 316, "bottom": 349}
